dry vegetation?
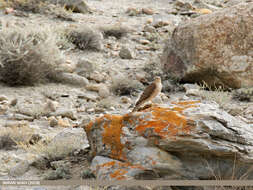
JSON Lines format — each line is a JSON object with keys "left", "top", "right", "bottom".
{"left": 100, "top": 25, "right": 129, "bottom": 39}
{"left": 67, "top": 27, "right": 103, "bottom": 51}
{"left": 197, "top": 82, "right": 232, "bottom": 108}
{"left": 111, "top": 75, "right": 144, "bottom": 96}
{"left": 18, "top": 135, "right": 82, "bottom": 161}
{"left": 0, "top": 24, "right": 63, "bottom": 86}
{"left": 0, "top": 125, "right": 35, "bottom": 150}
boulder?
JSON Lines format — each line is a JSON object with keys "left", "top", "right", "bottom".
{"left": 84, "top": 100, "right": 253, "bottom": 180}
{"left": 161, "top": 3, "right": 253, "bottom": 89}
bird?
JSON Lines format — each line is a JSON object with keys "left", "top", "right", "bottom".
{"left": 132, "top": 76, "right": 162, "bottom": 112}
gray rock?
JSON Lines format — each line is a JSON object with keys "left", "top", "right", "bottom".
{"left": 52, "top": 108, "right": 77, "bottom": 120}
{"left": 119, "top": 47, "right": 134, "bottom": 59}
{"left": 9, "top": 161, "right": 29, "bottom": 177}
{"left": 50, "top": 128, "right": 89, "bottom": 150}
{"left": 77, "top": 92, "right": 98, "bottom": 101}
{"left": 98, "top": 84, "right": 110, "bottom": 98}
{"left": 161, "top": 3, "right": 253, "bottom": 89}
{"left": 0, "top": 95, "right": 8, "bottom": 101}
{"left": 143, "top": 25, "right": 156, "bottom": 33}
{"left": 9, "top": 113, "right": 34, "bottom": 121}
{"left": 49, "top": 117, "right": 58, "bottom": 127}
{"left": 56, "top": 73, "right": 89, "bottom": 87}
{"left": 76, "top": 58, "right": 94, "bottom": 77}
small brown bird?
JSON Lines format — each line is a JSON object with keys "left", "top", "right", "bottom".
{"left": 132, "top": 76, "right": 162, "bottom": 112}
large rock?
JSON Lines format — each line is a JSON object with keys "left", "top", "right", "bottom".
{"left": 83, "top": 101, "right": 253, "bottom": 180}
{"left": 161, "top": 3, "right": 253, "bottom": 89}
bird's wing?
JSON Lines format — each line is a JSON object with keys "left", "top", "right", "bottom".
{"left": 135, "top": 82, "right": 156, "bottom": 107}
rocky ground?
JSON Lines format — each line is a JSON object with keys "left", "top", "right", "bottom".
{"left": 0, "top": 0, "right": 253, "bottom": 189}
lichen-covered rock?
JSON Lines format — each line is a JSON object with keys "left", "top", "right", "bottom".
{"left": 161, "top": 3, "right": 253, "bottom": 89}
{"left": 84, "top": 100, "right": 253, "bottom": 180}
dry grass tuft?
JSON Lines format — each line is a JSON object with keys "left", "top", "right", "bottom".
{"left": 232, "top": 87, "right": 253, "bottom": 102}
{"left": 111, "top": 75, "right": 144, "bottom": 96}
{"left": 1, "top": 0, "right": 73, "bottom": 20}
{"left": 0, "top": 24, "right": 63, "bottom": 86}
{"left": 197, "top": 81, "right": 232, "bottom": 108}
{"left": 67, "top": 27, "right": 103, "bottom": 51}
{"left": 100, "top": 25, "right": 128, "bottom": 39}
{"left": 0, "top": 125, "right": 35, "bottom": 150}
{"left": 5, "top": 0, "right": 47, "bottom": 13}
{"left": 18, "top": 135, "right": 82, "bottom": 161}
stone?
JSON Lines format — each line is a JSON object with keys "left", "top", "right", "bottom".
{"left": 58, "top": 118, "right": 71, "bottom": 128}
{"left": 161, "top": 3, "right": 253, "bottom": 89}
{"left": 0, "top": 95, "right": 8, "bottom": 101}
{"left": 9, "top": 113, "right": 34, "bottom": 121}
{"left": 143, "top": 25, "right": 156, "bottom": 33}
{"left": 9, "top": 98, "right": 18, "bottom": 107}
{"left": 146, "top": 18, "right": 153, "bottom": 24}
{"left": 80, "top": 115, "right": 91, "bottom": 126}
{"left": 77, "top": 92, "right": 99, "bottom": 101}
{"left": 139, "top": 39, "right": 150, "bottom": 45}
{"left": 44, "top": 100, "right": 58, "bottom": 113}
{"left": 50, "top": 128, "right": 89, "bottom": 150}
{"left": 126, "top": 7, "right": 141, "bottom": 16}
{"left": 52, "top": 109, "right": 77, "bottom": 120}
{"left": 86, "top": 108, "right": 95, "bottom": 114}
{"left": 142, "top": 8, "right": 154, "bottom": 15}
{"left": 76, "top": 58, "right": 97, "bottom": 77}
{"left": 89, "top": 71, "right": 105, "bottom": 83}
{"left": 98, "top": 84, "right": 110, "bottom": 98}
{"left": 9, "top": 161, "right": 29, "bottom": 177}
{"left": 84, "top": 100, "right": 253, "bottom": 180}
{"left": 120, "top": 96, "right": 131, "bottom": 104}
{"left": 49, "top": 117, "right": 58, "bottom": 127}
{"left": 119, "top": 47, "right": 134, "bottom": 59}
{"left": 85, "top": 84, "right": 101, "bottom": 92}
{"left": 56, "top": 73, "right": 89, "bottom": 87}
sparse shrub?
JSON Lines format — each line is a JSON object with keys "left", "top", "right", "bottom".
{"left": 198, "top": 81, "right": 232, "bottom": 108}
{"left": 0, "top": 25, "right": 63, "bottom": 86}
{"left": 4, "top": 0, "right": 49, "bottom": 13}
{"left": 111, "top": 75, "right": 144, "bottom": 96}
{"left": 97, "top": 97, "right": 116, "bottom": 109}
{"left": 0, "top": 126, "right": 35, "bottom": 150}
{"left": 100, "top": 25, "right": 128, "bottom": 39}
{"left": 43, "top": 167, "right": 71, "bottom": 180}
{"left": 80, "top": 168, "right": 95, "bottom": 179}
{"left": 2, "top": 0, "right": 73, "bottom": 21}
{"left": 20, "top": 136, "right": 82, "bottom": 161}
{"left": 0, "top": 134, "right": 16, "bottom": 150}
{"left": 67, "top": 27, "right": 103, "bottom": 51}
{"left": 232, "top": 87, "right": 253, "bottom": 102}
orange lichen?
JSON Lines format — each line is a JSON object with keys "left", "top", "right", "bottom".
{"left": 135, "top": 101, "right": 199, "bottom": 139}
{"left": 110, "top": 169, "right": 128, "bottom": 180}
{"left": 172, "top": 100, "right": 201, "bottom": 106}
{"left": 102, "top": 114, "right": 126, "bottom": 160}
{"left": 85, "top": 101, "right": 200, "bottom": 163}
{"left": 100, "top": 161, "right": 116, "bottom": 168}
{"left": 98, "top": 161, "right": 146, "bottom": 180}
